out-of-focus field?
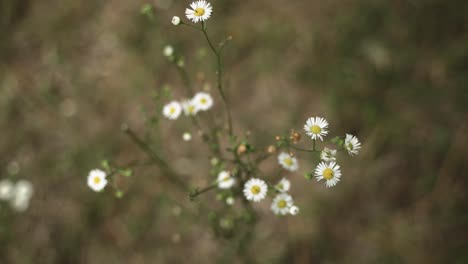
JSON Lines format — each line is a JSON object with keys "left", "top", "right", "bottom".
{"left": 1, "top": 0, "right": 468, "bottom": 263}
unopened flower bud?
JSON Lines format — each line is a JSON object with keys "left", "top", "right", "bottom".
{"left": 237, "top": 144, "right": 247, "bottom": 155}
{"left": 290, "top": 130, "right": 301, "bottom": 144}
{"left": 172, "top": 16, "right": 181, "bottom": 26}
{"left": 267, "top": 145, "right": 276, "bottom": 154}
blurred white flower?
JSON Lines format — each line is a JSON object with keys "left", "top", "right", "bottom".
{"left": 14, "top": 180, "right": 33, "bottom": 200}
{"left": 271, "top": 193, "right": 293, "bottom": 215}
{"left": 243, "top": 178, "right": 268, "bottom": 202}
{"left": 193, "top": 92, "right": 213, "bottom": 111}
{"left": 315, "top": 162, "right": 342, "bottom": 188}
{"left": 345, "top": 134, "right": 361, "bottom": 156}
{"left": 182, "top": 132, "right": 192, "bottom": 141}
{"left": 4, "top": 179, "right": 34, "bottom": 212}
{"left": 275, "top": 178, "right": 290, "bottom": 193}
{"left": 87, "top": 169, "right": 108, "bottom": 192}
{"left": 226, "top": 197, "right": 235, "bottom": 205}
{"left": 163, "top": 101, "right": 182, "bottom": 120}
{"left": 304, "top": 116, "right": 329, "bottom": 141}
{"left": 172, "top": 16, "right": 181, "bottom": 26}
{"left": 185, "top": 0, "right": 212, "bottom": 23}
{"left": 163, "top": 45, "right": 174, "bottom": 57}
{"left": 217, "top": 171, "right": 235, "bottom": 189}
{"left": 0, "top": 179, "right": 14, "bottom": 201}
{"left": 289, "top": 205, "right": 300, "bottom": 215}
{"left": 320, "top": 147, "right": 337, "bottom": 162}
{"left": 182, "top": 99, "right": 199, "bottom": 116}
{"left": 278, "top": 152, "right": 298, "bottom": 172}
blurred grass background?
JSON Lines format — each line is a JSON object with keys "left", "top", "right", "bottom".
{"left": 1, "top": 0, "right": 468, "bottom": 263}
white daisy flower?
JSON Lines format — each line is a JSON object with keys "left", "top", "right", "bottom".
{"left": 304, "top": 116, "right": 329, "bottom": 141}
{"left": 163, "top": 45, "right": 174, "bottom": 57}
{"left": 217, "top": 171, "right": 235, "bottom": 189}
{"left": 271, "top": 193, "right": 294, "bottom": 215}
{"left": 182, "top": 132, "right": 192, "bottom": 141}
{"left": 0, "top": 179, "right": 14, "bottom": 201}
{"left": 14, "top": 180, "right": 33, "bottom": 200}
{"left": 163, "top": 101, "right": 182, "bottom": 120}
{"left": 320, "top": 147, "right": 337, "bottom": 162}
{"left": 87, "top": 169, "right": 108, "bottom": 192}
{"left": 345, "top": 134, "right": 361, "bottom": 156}
{"left": 315, "top": 162, "right": 342, "bottom": 188}
{"left": 182, "top": 99, "right": 199, "bottom": 116}
{"left": 8, "top": 180, "right": 34, "bottom": 212}
{"left": 185, "top": 0, "right": 213, "bottom": 23}
{"left": 275, "top": 178, "right": 290, "bottom": 193}
{"left": 193, "top": 92, "right": 213, "bottom": 111}
{"left": 243, "top": 178, "right": 268, "bottom": 202}
{"left": 289, "top": 205, "right": 300, "bottom": 215}
{"left": 172, "top": 16, "right": 181, "bottom": 26}
{"left": 278, "top": 152, "right": 299, "bottom": 172}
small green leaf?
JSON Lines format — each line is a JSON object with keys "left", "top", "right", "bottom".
{"left": 120, "top": 168, "right": 133, "bottom": 177}
{"left": 101, "top": 160, "right": 111, "bottom": 172}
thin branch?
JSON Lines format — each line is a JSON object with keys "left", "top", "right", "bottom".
{"left": 121, "top": 124, "right": 189, "bottom": 190}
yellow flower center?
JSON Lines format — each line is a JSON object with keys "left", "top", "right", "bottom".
{"left": 347, "top": 143, "right": 353, "bottom": 150}
{"left": 187, "top": 105, "right": 195, "bottom": 114}
{"left": 200, "top": 98, "right": 207, "bottom": 105}
{"left": 169, "top": 107, "right": 175, "bottom": 114}
{"left": 250, "top": 185, "right": 261, "bottom": 194}
{"left": 284, "top": 158, "right": 293, "bottom": 166}
{"left": 222, "top": 176, "right": 230, "bottom": 182}
{"left": 310, "top": 125, "right": 321, "bottom": 134}
{"left": 195, "top": 8, "right": 205, "bottom": 16}
{"left": 277, "top": 200, "right": 287, "bottom": 208}
{"left": 93, "top": 177, "right": 101, "bottom": 184}
{"left": 323, "top": 168, "right": 334, "bottom": 180}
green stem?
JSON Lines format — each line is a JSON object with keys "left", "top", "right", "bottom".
{"left": 189, "top": 183, "right": 217, "bottom": 200}
{"left": 122, "top": 124, "right": 189, "bottom": 190}
{"left": 201, "top": 21, "right": 233, "bottom": 136}
{"left": 289, "top": 144, "right": 320, "bottom": 153}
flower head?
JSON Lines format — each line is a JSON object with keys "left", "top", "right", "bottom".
{"left": 289, "top": 205, "right": 300, "bottom": 215}
{"left": 172, "top": 16, "right": 181, "bottom": 26}
{"left": 345, "top": 134, "right": 361, "bottom": 156}
{"left": 275, "top": 178, "right": 290, "bottom": 193}
{"left": 315, "top": 162, "right": 342, "bottom": 188}
{"left": 193, "top": 92, "right": 213, "bottom": 111}
{"left": 182, "top": 132, "right": 192, "bottom": 141}
{"left": 0, "top": 179, "right": 14, "bottom": 201}
{"left": 226, "top": 197, "right": 235, "bottom": 205}
{"left": 163, "top": 101, "right": 182, "bottom": 120}
{"left": 278, "top": 152, "right": 299, "bottom": 172}
{"left": 304, "top": 116, "right": 329, "bottom": 141}
{"left": 163, "top": 45, "right": 174, "bottom": 57}
{"left": 243, "top": 178, "right": 268, "bottom": 202}
{"left": 217, "top": 171, "right": 235, "bottom": 189}
{"left": 182, "top": 99, "right": 199, "bottom": 116}
{"left": 87, "top": 169, "right": 108, "bottom": 192}
{"left": 271, "top": 193, "right": 294, "bottom": 215}
{"left": 185, "top": 0, "right": 213, "bottom": 23}
{"left": 320, "top": 147, "right": 337, "bottom": 162}
{"left": 9, "top": 180, "right": 33, "bottom": 212}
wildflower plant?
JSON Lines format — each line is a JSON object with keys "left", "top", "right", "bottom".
{"left": 86, "top": 0, "right": 362, "bottom": 248}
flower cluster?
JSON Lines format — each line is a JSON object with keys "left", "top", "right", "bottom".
{"left": 86, "top": 1, "right": 363, "bottom": 225}
{"left": 163, "top": 92, "right": 213, "bottom": 120}
{"left": 0, "top": 179, "right": 34, "bottom": 212}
